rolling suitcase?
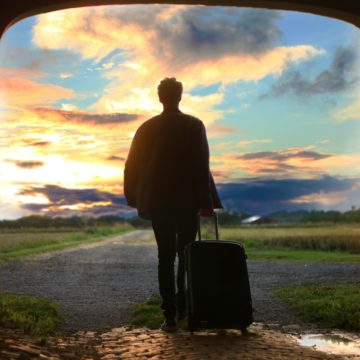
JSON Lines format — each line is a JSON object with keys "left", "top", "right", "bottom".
{"left": 185, "top": 213, "right": 253, "bottom": 333}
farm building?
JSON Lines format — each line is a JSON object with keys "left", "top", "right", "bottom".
{"left": 241, "top": 215, "right": 277, "bottom": 225}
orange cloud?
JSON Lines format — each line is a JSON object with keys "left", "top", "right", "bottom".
{"left": 237, "top": 139, "right": 273, "bottom": 147}
{"left": 206, "top": 124, "right": 239, "bottom": 138}
{"left": 334, "top": 93, "right": 360, "bottom": 121}
{"left": 289, "top": 191, "right": 348, "bottom": 205}
{"left": 209, "top": 148, "right": 360, "bottom": 181}
{"left": 1, "top": 76, "right": 74, "bottom": 107}
{"left": 32, "top": 107, "right": 139, "bottom": 125}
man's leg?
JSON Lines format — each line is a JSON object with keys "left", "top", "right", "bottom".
{"left": 175, "top": 212, "right": 198, "bottom": 318}
{"left": 152, "top": 215, "right": 177, "bottom": 321}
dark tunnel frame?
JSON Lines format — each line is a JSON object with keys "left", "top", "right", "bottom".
{"left": 0, "top": 0, "right": 360, "bottom": 39}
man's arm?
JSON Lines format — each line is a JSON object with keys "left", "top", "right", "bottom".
{"left": 194, "top": 121, "right": 223, "bottom": 216}
{"left": 194, "top": 121, "right": 213, "bottom": 213}
{"left": 124, "top": 130, "right": 141, "bottom": 207}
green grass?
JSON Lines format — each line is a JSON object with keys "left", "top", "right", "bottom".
{"left": 132, "top": 286, "right": 360, "bottom": 331}
{"left": 0, "top": 293, "right": 64, "bottom": 336}
{"left": 131, "top": 295, "right": 163, "bottom": 329}
{"left": 202, "top": 225, "right": 360, "bottom": 262}
{"left": 274, "top": 284, "right": 360, "bottom": 330}
{"left": 131, "top": 295, "right": 190, "bottom": 330}
{"left": 0, "top": 224, "right": 133, "bottom": 262}
{"left": 246, "top": 249, "right": 360, "bottom": 262}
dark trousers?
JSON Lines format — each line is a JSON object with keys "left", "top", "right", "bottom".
{"left": 152, "top": 212, "right": 198, "bottom": 319}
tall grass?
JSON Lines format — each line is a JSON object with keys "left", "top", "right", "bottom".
{"left": 202, "top": 225, "right": 360, "bottom": 253}
{"left": 0, "top": 224, "right": 133, "bottom": 261}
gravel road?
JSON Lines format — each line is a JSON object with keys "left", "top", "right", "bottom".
{"left": 1, "top": 230, "right": 359, "bottom": 334}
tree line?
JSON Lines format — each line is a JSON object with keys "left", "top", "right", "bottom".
{"left": 299, "top": 209, "right": 360, "bottom": 223}
{"left": 0, "top": 215, "right": 146, "bottom": 230}
{"left": 0, "top": 208, "right": 359, "bottom": 229}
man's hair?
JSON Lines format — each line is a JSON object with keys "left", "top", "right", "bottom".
{"left": 157, "top": 77, "right": 183, "bottom": 104}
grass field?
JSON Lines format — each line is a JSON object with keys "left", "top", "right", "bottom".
{"left": 1, "top": 223, "right": 360, "bottom": 262}
{"left": 0, "top": 293, "right": 64, "bottom": 336}
{"left": 0, "top": 224, "right": 132, "bottom": 262}
{"left": 275, "top": 284, "right": 360, "bottom": 330}
{"left": 202, "top": 224, "right": 360, "bottom": 262}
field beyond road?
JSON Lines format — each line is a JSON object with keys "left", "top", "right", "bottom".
{"left": 1, "top": 224, "right": 360, "bottom": 263}
{"left": 203, "top": 224, "right": 360, "bottom": 262}
{"left": 0, "top": 224, "right": 132, "bottom": 262}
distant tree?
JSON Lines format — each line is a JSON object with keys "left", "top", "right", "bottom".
{"left": 127, "top": 216, "right": 151, "bottom": 228}
{"left": 343, "top": 208, "right": 360, "bottom": 223}
{"left": 301, "top": 210, "right": 342, "bottom": 223}
{"left": 217, "top": 210, "right": 249, "bottom": 226}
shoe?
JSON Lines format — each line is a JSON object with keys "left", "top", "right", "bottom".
{"left": 161, "top": 318, "right": 177, "bottom": 332}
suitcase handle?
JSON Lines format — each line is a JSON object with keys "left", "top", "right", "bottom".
{"left": 198, "top": 212, "right": 219, "bottom": 241}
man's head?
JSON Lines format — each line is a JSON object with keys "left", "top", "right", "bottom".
{"left": 157, "top": 77, "right": 183, "bottom": 107}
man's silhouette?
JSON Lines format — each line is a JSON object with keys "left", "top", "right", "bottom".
{"left": 124, "top": 77, "right": 222, "bottom": 332}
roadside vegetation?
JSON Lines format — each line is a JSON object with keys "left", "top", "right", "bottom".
{"left": 131, "top": 295, "right": 163, "bottom": 329}
{"left": 1, "top": 215, "right": 360, "bottom": 262}
{"left": 0, "top": 293, "right": 64, "bottom": 336}
{"left": 0, "top": 224, "right": 132, "bottom": 262}
{"left": 275, "top": 284, "right": 360, "bottom": 330}
{"left": 132, "top": 284, "right": 360, "bottom": 331}
{"left": 202, "top": 224, "right": 360, "bottom": 262}
{"left": 131, "top": 295, "right": 189, "bottom": 330}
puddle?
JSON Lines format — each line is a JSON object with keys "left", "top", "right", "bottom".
{"left": 298, "top": 333, "right": 360, "bottom": 356}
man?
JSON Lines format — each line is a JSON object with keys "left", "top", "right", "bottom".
{"left": 124, "top": 77, "right": 222, "bottom": 332}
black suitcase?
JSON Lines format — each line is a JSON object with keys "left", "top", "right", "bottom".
{"left": 185, "top": 213, "right": 253, "bottom": 333}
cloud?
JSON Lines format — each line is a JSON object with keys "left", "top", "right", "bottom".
{"left": 217, "top": 176, "right": 359, "bottom": 214}
{"left": 206, "top": 124, "right": 238, "bottom": 137}
{"left": 32, "top": 107, "right": 139, "bottom": 125}
{"left": 92, "top": 45, "right": 319, "bottom": 125}
{"left": 334, "top": 93, "right": 360, "bottom": 121}
{"left": 261, "top": 46, "right": 358, "bottom": 98}
{"left": 107, "top": 155, "right": 125, "bottom": 161}
{"left": 28, "top": 141, "right": 51, "bottom": 147}
{"left": 33, "top": 6, "right": 282, "bottom": 63}
{"left": 211, "top": 148, "right": 335, "bottom": 180}
{"left": 237, "top": 150, "right": 331, "bottom": 161}
{"left": 60, "top": 72, "right": 74, "bottom": 79}
{"left": 237, "top": 139, "right": 273, "bottom": 147}
{"left": 0, "top": 68, "right": 43, "bottom": 78}
{"left": 0, "top": 75, "right": 74, "bottom": 107}
{"left": 19, "top": 185, "right": 126, "bottom": 205}
{"left": 151, "top": 7, "right": 282, "bottom": 65}
{"left": 289, "top": 191, "right": 348, "bottom": 206}
{"left": 21, "top": 202, "right": 134, "bottom": 218}
{"left": 32, "top": 5, "right": 321, "bottom": 125}
{"left": 18, "top": 184, "right": 134, "bottom": 217}
{"left": 13, "top": 160, "right": 44, "bottom": 169}
{"left": 0, "top": 45, "right": 80, "bottom": 74}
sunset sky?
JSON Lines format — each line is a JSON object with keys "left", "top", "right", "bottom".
{"left": 0, "top": 4, "right": 360, "bottom": 219}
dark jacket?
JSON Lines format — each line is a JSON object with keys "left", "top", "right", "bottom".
{"left": 124, "top": 109, "right": 222, "bottom": 219}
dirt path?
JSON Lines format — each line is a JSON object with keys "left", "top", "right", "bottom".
{"left": 1, "top": 230, "right": 360, "bottom": 334}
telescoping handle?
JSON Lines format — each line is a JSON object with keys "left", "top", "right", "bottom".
{"left": 198, "top": 212, "right": 219, "bottom": 241}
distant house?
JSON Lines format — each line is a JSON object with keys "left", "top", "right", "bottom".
{"left": 241, "top": 215, "right": 277, "bottom": 225}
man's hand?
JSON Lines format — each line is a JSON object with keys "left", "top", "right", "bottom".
{"left": 200, "top": 208, "right": 214, "bottom": 217}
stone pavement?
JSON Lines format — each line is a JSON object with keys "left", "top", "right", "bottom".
{"left": 1, "top": 324, "right": 359, "bottom": 360}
